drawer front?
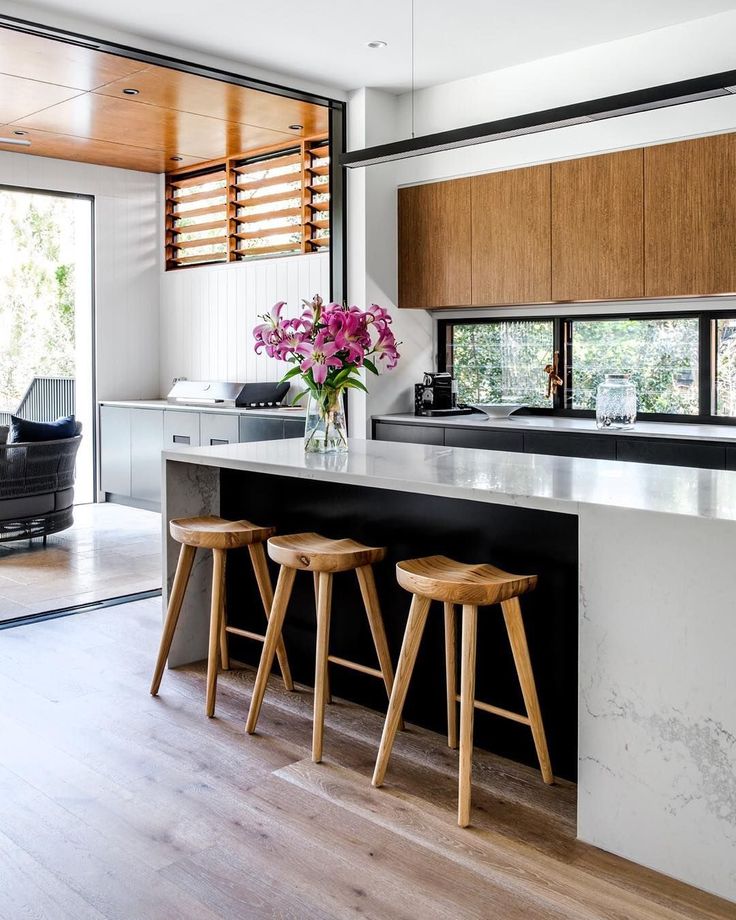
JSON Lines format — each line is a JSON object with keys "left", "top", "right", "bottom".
{"left": 445, "top": 427, "right": 524, "bottom": 452}
{"left": 726, "top": 446, "right": 736, "bottom": 471}
{"left": 373, "top": 422, "right": 445, "bottom": 446}
{"left": 616, "top": 437, "right": 725, "bottom": 470}
{"left": 164, "top": 411, "right": 201, "bottom": 448}
{"left": 200, "top": 412, "right": 239, "bottom": 446}
{"left": 239, "top": 415, "right": 284, "bottom": 442}
{"left": 524, "top": 431, "right": 616, "bottom": 460}
{"left": 283, "top": 418, "right": 306, "bottom": 439}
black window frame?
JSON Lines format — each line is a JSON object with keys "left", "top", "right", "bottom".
{"left": 438, "top": 308, "right": 736, "bottom": 425}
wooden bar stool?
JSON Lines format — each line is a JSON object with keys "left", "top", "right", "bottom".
{"left": 372, "top": 555, "right": 553, "bottom": 827}
{"left": 150, "top": 515, "right": 294, "bottom": 716}
{"left": 245, "top": 532, "right": 398, "bottom": 763}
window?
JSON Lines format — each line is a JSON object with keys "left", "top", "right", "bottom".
{"left": 165, "top": 137, "right": 329, "bottom": 269}
{"left": 569, "top": 317, "right": 699, "bottom": 414}
{"left": 439, "top": 311, "right": 736, "bottom": 422}
{"left": 445, "top": 320, "right": 554, "bottom": 406}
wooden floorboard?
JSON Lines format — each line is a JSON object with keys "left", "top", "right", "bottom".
{"left": 0, "top": 597, "right": 733, "bottom": 920}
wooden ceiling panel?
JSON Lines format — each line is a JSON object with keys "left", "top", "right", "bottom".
{"left": 95, "top": 64, "right": 329, "bottom": 136}
{"left": 0, "top": 125, "right": 203, "bottom": 173}
{"left": 12, "top": 93, "right": 296, "bottom": 161}
{"left": 0, "top": 27, "right": 148, "bottom": 89}
{"left": 0, "top": 73, "right": 84, "bottom": 123}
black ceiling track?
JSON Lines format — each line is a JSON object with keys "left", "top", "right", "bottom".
{"left": 341, "top": 68, "right": 736, "bottom": 167}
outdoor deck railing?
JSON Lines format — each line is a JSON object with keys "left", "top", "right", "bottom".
{"left": 0, "top": 376, "right": 75, "bottom": 428}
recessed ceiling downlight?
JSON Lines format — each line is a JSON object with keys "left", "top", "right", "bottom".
{"left": 122, "top": 87, "right": 140, "bottom": 95}
{"left": 170, "top": 155, "right": 183, "bottom": 162}
{"left": 289, "top": 124, "right": 303, "bottom": 131}
{"left": 366, "top": 40, "right": 388, "bottom": 49}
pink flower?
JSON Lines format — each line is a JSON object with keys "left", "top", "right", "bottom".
{"left": 296, "top": 330, "right": 343, "bottom": 384}
{"left": 253, "top": 301, "right": 286, "bottom": 355}
{"left": 366, "top": 303, "right": 392, "bottom": 333}
{"left": 372, "top": 328, "right": 400, "bottom": 370}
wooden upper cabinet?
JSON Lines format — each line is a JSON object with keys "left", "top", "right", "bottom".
{"left": 471, "top": 165, "right": 551, "bottom": 305}
{"left": 645, "top": 134, "right": 736, "bottom": 297}
{"left": 398, "top": 179, "right": 472, "bottom": 308}
{"left": 552, "top": 150, "right": 644, "bottom": 301}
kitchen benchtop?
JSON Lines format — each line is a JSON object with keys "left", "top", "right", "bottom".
{"left": 99, "top": 399, "right": 306, "bottom": 418}
{"left": 163, "top": 436, "right": 736, "bottom": 522}
{"left": 373, "top": 412, "right": 736, "bottom": 443}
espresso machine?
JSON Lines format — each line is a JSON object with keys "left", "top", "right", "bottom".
{"left": 414, "top": 372, "right": 475, "bottom": 417}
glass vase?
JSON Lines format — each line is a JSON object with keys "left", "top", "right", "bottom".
{"left": 304, "top": 390, "right": 348, "bottom": 453}
{"left": 596, "top": 374, "right": 637, "bottom": 429}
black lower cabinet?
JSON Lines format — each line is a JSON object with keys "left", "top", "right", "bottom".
{"left": 445, "top": 427, "right": 524, "bottom": 452}
{"left": 616, "top": 438, "right": 725, "bottom": 469}
{"left": 727, "top": 447, "right": 736, "bottom": 471}
{"left": 524, "top": 431, "right": 616, "bottom": 460}
{"left": 374, "top": 422, "right": 444, "bottom": 445}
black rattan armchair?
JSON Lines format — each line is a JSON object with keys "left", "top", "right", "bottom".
{"left": 0, "top": 429, "right": 82, "bottom": 543}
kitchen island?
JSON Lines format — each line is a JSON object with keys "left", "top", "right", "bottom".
{"left": 161, "top": 438, "right": 736, "bottom": 903}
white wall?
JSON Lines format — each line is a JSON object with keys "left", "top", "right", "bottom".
{"left": 0, "top": 149, "right": 160, "bottom": 402}
{"left": 159, "top": 250, "right": 330, "bottom": 394}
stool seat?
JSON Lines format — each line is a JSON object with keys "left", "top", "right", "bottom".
{"left": 170, "top": 516, "right": 275, "bottom": 550}
{"left": 396, "top": 555, "right": 536, "bottom": 606}
{"left": 267, "top": 532, "right": 386, "bottom": 573}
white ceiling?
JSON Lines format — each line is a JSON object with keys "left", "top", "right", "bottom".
{"left": 17, "top": 0, "right": 736, "bottom": 93}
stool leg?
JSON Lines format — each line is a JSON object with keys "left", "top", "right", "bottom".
{"left": 150, "top": 543, "right": 196, "bottom": 695}
{"left": 356, "top": 565, "right": 402, "bottom": 731}
{"left": 248, "top": 543, "right": 294, "bottom": 692}
{"left": 314, "top": 571, "right": 331, "bottom": 704}
{"left": 313, "top": 571, "right": 333, "bottom": 763}
{"left": 444, "top": 602, "right": 458, "bottom": 749}
{"left": 206, "top": 548, "right": 227, "bottom": 718}
{"left": 501, "top": 597, "right": 554, "bottom": 785}
{"left": 245, "top": 565, "right": 296, "bottom": 734}
{"left": 372, "top": 594, "right": 431, "bottom": 788}
{"left": 220, "top": 591, "right": 230, "bottom": 671}
{"left": 458, "top": 604, "right": 478, "bottom": 827}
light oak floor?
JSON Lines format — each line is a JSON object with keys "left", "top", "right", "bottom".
{"left": 0, "top": 597, "right": 733, "bottom": 920}
{"left": 0, "top": 503, "right": 160, "bottom": 622}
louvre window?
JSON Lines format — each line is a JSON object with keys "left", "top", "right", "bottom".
{"left": 165, "top": 137, "right": 329, "bottom": 269}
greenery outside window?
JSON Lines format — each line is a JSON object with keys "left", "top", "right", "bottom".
{"left": 439, "top": 311, "right": 736, "bottom": 423}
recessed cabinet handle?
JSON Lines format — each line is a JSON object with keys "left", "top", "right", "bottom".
{"left": 210, "top": 438, "right": 228, "bottom": 445}
{"left": 173, "top": 435, "right": 191, "bottom": 445}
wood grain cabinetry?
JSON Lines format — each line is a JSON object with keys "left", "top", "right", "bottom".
{"left": 552, "top": 150, "right": 644, "bottom": 301}
{"left": 398, "top": 179, "right": 472, "bottom": 308}
{"left": 471, "top": 165, "right": 551, "bottom": 304}
{"left": 644, "top": 134, "right": 736, "bottom": 297}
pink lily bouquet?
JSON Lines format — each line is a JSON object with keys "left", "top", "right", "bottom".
{"left": 253, "top": 294, "right": 400, "bottom": 452}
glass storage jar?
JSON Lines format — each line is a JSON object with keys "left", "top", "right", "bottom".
{"left": 596, "top": 374, "right": 637, "bottom": 429}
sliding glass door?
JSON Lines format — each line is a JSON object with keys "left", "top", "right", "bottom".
{"left": 0, "top": 187, "right": 93, "bottom": 501}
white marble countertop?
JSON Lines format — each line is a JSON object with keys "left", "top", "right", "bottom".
{"left": 163, "top": 437, "right": 736, "bottom": 522}
{"left": 100, "top": 399, "right": 306, "bottom": 418}
{"left": 374, "top": 412, "right": 736, "bottom": 443}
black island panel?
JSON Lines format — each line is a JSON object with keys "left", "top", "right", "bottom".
{"left": 220, "top": 469, "right": 579, "bottom": 782}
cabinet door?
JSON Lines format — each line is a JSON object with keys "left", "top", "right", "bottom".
{"left": 524, "top": 431, "right": 616, "bottom": 460}
{"left": 200, "top": 412, "right": 239, "bottom": 446}
{"left": 445, "top": 427, "right": 524, "bottom": 452}
{"left": 130, "top": 409, "right": 164, "bottom": 503}
{"left": 616, "top": 437, "right": 725, "bottom": 470}
{"left": 99, "top": 406, "right": 131, "bottom": 497}
{"left": 398, "top": 179, "right": 472, "bottom": 308}
{"left": 239, "top": 416, "right": 284, "bottom": 442}
{"left": 373, "top": 422, "right": 444, "bottom": 445}
{"left": 163, "top": 411, "right": 200, "bottom": 448}
{"left": 552, "top": 150, "right": 644, "bottom": 301}
{"left": 472, "top": 165, "right": 551, "bottom": 305}
{"left": 645, "top": 134, "right": 736, "bottom": 297}
{"left": 284, "top": 418, "right": 306, "bottom": 439}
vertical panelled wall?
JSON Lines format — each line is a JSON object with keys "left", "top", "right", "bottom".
{"left": 159, "top": 251, "right": 330, "bottom": 393}
{"left": 0, "top": 149, "right": 160, "bottom": 401}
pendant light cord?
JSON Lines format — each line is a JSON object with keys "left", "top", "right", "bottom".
{"left": 411, "top": 0, "right": 415, "bottom": 138}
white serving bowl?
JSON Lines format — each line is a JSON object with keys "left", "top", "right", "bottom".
{"left": 471, "top": 404, "right": 523, "bottom": 419}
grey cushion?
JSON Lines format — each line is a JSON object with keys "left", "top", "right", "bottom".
{"left": 0, "top": 425, "right": 8, "bottom": 445}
